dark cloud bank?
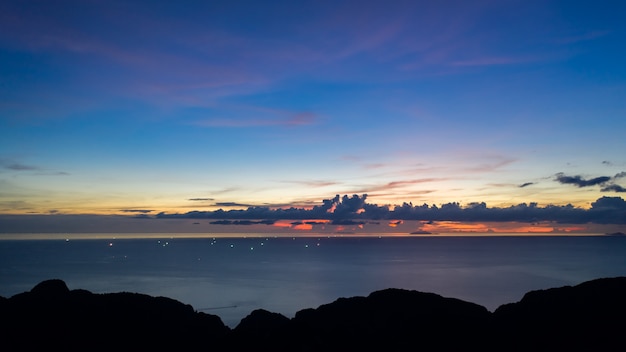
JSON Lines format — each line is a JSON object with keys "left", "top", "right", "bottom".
{"left": 156, "top": 194, "right": 626, "bottom": 225}
{"left": 554, "top": 172, "right": 626, "bottom": 193}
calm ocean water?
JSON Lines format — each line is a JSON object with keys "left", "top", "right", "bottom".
{"left": 2, "top": 235, "right": 626, "bottom": 327}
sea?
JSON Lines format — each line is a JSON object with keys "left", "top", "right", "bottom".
{"left": 2, "top": 234, "right": 626, "bottom": 327}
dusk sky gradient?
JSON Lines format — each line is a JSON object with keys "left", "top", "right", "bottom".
{"left": 1, "top": 0, "right": 625, "bottom": 234}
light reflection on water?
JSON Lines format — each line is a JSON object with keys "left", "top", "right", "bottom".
{"left": 1, "top": 235, "right": 626, "bottom": 327}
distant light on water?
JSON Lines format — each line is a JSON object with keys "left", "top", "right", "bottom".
{"left": 1, "top": 235, "right": 626, "bottom": 328}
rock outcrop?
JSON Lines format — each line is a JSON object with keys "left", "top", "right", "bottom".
{"left": 287, "top": 288, "right": 491, "bottom": 351}
{"left": 492, "top": 277, "right": 626, "bottom": 351}
{"left": 0, "top": 279, "right": 229, "bottom": 350}
{"left": 2, "top": 277, "right": 625, "bottom": 351}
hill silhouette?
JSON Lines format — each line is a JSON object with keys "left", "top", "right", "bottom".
{"left": 2, "top": 277, "right": 625, "bottom": 351}
{"left": 0, "top": 279, "right": 229, "bottom": 350}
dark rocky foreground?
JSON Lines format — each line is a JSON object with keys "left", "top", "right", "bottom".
{"left": 2, "top": 277, "right": 625, "bottom": 351}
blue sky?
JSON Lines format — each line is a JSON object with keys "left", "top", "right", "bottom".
{"left": 1, "top": 0, "right": 625, "bottom": 233}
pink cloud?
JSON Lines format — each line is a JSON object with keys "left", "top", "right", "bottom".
{"left": 281, "top": 180, "right": 340, "bottom": 188}
{"left": 341, "top": 178, "right": 443, "bottom": 196}
{"left": 554, "top": 30, "right": 611, "bottom": 44}
{"left": 450, "top": 56, "right": 537, "bottom": 67}
{"left": 193, "top": 108, "right": 319, "bottom": 128}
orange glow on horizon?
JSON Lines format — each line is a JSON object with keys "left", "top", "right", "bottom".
{"left": 419, "top": 221, "right": 589, "bottom": 234}
{"left": 271, "top": 219, "right": 330, "bottom": 231}
{"left": 388, "top": 220, "right": 403, "bottom": 228}
{"left": 272, "top": 221, "right": 292, "bottom": 229}
{"left": 293, "top": 223, "right": 313, "bottom": 230}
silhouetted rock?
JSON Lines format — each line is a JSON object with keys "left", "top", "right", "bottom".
{"left": 232, "top": 309, "right": 292, "bottom": 350}
{"left": 235, "top": 309, "right": 290, "bottom": 336}
{"left": 3, "top": 277, "right": 626, "bottom": 351}
{"left": 30, "top": 278, "right": 70, "bottom": 296}
{"left": 288, "top": 288, "right": 491, "bottom": 351}
{"left": 0, "top": 279, "right": 229, "bottom": 351}
{"left": 493, "top": 277, "right": 626, "bottom": 351}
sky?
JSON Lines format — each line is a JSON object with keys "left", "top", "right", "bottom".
{"left": 1, "top": 0, "right": 625, "bottom": 235}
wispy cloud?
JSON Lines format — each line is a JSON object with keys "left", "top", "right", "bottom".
{"left": 362, "top": 178, "right": 444, "bottom": 194}
{"left": 214, "top": 202, "right": 254, "bottom": 208}
{"left": 0, "top": 159, "right": 69, "bottom": 175}
{"left": 601, "top": 185, "right": 626, "bottom": 193}
{"left": 450, "top": 55, "right": 539, "bottom": 67}
{"left": 464, "top": 156, "right": 517, "bottom": 173}
{"left": 281, "top": 180, "right": 340, "bottom": 188}
{"left": 555, "top": 172, "right": 626, "bottom": 193}
{"left": 120, "top": 209, "right": 153, "bottom": 214}
{"left": 208, "top": 188, "right": 239, "bottom": 195}
{"left": 554, "top": 30, "right": 611, "bottom": 44}
{"left": 34, "top": 171, "right": 70, "bottom": 176}
{"left": 0, "top": 159, "right": 39, "bottom": 171}
{"left": 0, "top": 200, "right": 33, "bottom": 212}
{"left": 555, "top": 173, "right": 611, "bottom": 187}
{"left": 5, "top": 163, "right": 39, "bottom": 171}
{"left": 193, "top": 110, "right": 319, "bottom": 128}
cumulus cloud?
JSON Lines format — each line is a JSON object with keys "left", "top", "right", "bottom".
{"left": 154, "top": 194, "right": 626, "bottom": 225}
{"left": 334, "top": 194, "right": 368, "bottom": 215}
{"left": 591, "top": 196, "right": 626, "bottom": 209}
